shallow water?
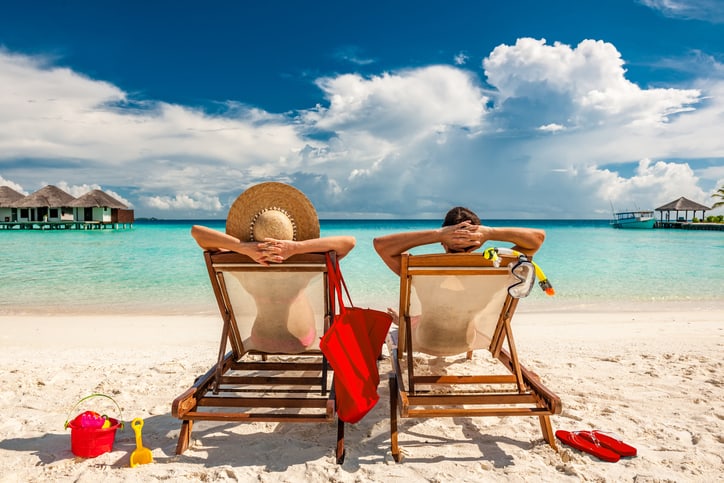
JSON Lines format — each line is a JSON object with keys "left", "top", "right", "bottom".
{"left": 0, "top": 219, "right": 721, "bottom": 314}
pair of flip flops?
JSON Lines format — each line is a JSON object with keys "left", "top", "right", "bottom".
{"left": 555, "top": 430, "right": 637, "bottom": 462}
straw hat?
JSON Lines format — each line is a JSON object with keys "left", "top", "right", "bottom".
{"left": 226, "top": 182, "right": 320, "bottom": 241}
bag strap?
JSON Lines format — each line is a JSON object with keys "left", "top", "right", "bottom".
{"left": 325, "top": 252, "right": 354, "bottom": 312}
{"left": 335, "top": 256, "right": 354, "bottom": 308}
{"left": 326, "top": 252, "right": 342, "bottom": 316}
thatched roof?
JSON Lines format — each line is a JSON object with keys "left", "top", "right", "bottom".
{"left": 68, "top": 189, "right": 128, "bottom": 209}
{"left": 655, "top": 197, "right": 711, "bottom": 212}
{"left": 0, "top": 186, "right": 25, "bottom": 207}
{"left": 11, "top": 185, "right": 76, "bottom": 208}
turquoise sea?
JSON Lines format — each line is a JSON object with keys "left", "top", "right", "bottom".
{"left": 1, "top": 220, "right": 722, "bottom": 315}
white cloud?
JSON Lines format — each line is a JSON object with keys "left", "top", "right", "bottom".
{"left": 698, "top": 165, "right": 724, "bottom": 180}
{"left": 306, "top": 65, "right": 488, "bottom": 140}
{"left": 0, "top": 175, "right": 26, "bottom": 194}
{"left": 538, "top": 123, "right": 565, "bottom": 132}
{"left": 483, "top": 38, "right": 701, "bottom": 129}
{"left": 0, "top": 49, "right": 125, "bottom": 115}
{"left": 638, "top": 0, "right": 724, "bottom": 23}
{"left": 649, "top": 50, "right": 724, "bottom": 79}
{"left": 333, "top": 46, "right": 375, "bottom": 66}
{"left": 454, "top": 52, "right": 468, "bottom": 65}
{"left": 143, "top": 193, "right": 223, "bottom": 211}
{"left": 595, "top": 158, "right": 710, "bottom": 208}
{"left": 0, "top": 49, "right": 309, "bottom": 209}
{"left": 1, "top": 39, "right": 723, "bottom": 219}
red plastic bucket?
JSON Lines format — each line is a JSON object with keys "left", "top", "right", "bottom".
{"left": 64, "top": 394, "right": 124, "bottom": 458}
{"left": 67, "top": 417, "right": 121, "bottom": 457}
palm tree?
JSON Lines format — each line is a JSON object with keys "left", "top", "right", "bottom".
{"left": 713, "top": 186, "right": 724, "bottom": 209}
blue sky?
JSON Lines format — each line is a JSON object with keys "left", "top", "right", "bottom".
{"left": 1, "top": 0, "right": 723, "bottom": 219}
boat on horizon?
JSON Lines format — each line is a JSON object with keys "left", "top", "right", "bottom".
{"left": 610, "top": 210, "right": 656, "bottom": 229}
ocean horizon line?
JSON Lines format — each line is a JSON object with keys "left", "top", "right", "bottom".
{"left": 134, "top": 217, "right": 614, "bottom": 223}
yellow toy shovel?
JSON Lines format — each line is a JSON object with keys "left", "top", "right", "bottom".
{"left": 129, "top": 418, "right": 153, "bottom": 467}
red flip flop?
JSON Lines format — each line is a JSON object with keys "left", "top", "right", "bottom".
{"left": 578, "top": 430, "right": 637, "bottom": 457}
{"left": 555, "top": 430, "right": 620, "bottom": 462}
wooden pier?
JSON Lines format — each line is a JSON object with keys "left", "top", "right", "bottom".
{"left": 655, "top": 221, "right": 724, "bottom": 231}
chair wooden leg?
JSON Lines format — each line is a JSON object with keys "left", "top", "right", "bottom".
{"left": 539, "top": 415, "right": 557, "bottom": 451}
{"left": 175, "top": 419, "right": 193, "bottom": 455}
{"left": 336, "top": 419, "right": 346, "bottom": 464}
{"left": 389, "top": 375, "right": 402, "bottom": 462}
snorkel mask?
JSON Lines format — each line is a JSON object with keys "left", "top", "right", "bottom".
{"left": 483, "top": 247, "right": 555, "bottom": 298}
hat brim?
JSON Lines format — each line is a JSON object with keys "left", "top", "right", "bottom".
{"left": 226, "top": 182, "right": 320, "bottom": 241}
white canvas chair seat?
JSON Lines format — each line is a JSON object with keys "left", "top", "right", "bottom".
{"left": 220, "top": 267, "right": 326, "bottom": 354}
{"left": 172, "top": 251, "right": 345, "bottom": 463}
{"left": 389, "top": 253, "right": 561, "bottom": 462}
{"left": 407, "top": 271, "right": 511, "bottom": 356}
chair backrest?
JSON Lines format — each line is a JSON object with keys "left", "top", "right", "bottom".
{"left": 399, "top": 252, "right": 525, "bottom": 357}
{"left": 205, "top": 251, "right": 330, "bottom": 356}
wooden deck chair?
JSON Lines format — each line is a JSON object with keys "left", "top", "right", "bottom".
{"left": 388, "top": 252, "right": 561, "bottom": 462}
{"left": 172, "top": 250, "right": 345, "bottom": 463}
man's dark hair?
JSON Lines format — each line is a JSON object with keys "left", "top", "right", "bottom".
{"left": 442, "top": 206, "right": 481, "bottom": 227}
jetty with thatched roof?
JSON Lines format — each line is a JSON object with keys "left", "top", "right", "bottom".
{"left": 0, "top": 185, "right": 134, "bottom": 230}
{"left": 654, "top": 196, "right": 721, "bottom": 230}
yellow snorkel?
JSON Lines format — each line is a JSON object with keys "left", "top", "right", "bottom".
{"left": 533, "top": 263, "right": 555, "bottom": 296}
{"left": 483, "top": 247, "right": 555, "bottom": 296}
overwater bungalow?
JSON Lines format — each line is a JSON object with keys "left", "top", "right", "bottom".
{"left": 0, "top": 185, "right": 134, "bottom": 230}
{"left": 68, "top": 189, "right": 135, "bottom": 227}
{"left": 0, "top": 186, "right": 25, "bottom": 223}
{"left": 9, "top": 185, "right": 76, "bottom": 224}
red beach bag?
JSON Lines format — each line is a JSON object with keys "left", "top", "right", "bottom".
{"left": 320, "top": 253, "right": 393, "bottom": 423}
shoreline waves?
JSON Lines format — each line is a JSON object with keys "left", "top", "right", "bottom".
{"left": 2, "top": 298, "right": 722, "bottom": 317}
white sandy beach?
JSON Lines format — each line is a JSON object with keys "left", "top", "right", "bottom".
{"left": 0, "top": 304, "right": 722, "bottom": 482}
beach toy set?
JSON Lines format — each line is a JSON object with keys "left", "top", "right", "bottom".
{"left": 64, "top": 394, "right": 124, "bottom": 458}
{"left": 64, "top": 393, "right": 153, "bottom": 467}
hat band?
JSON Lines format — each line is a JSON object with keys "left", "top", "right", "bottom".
{"left": 249, "top": 207, "right": 297, "bottom": 241}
